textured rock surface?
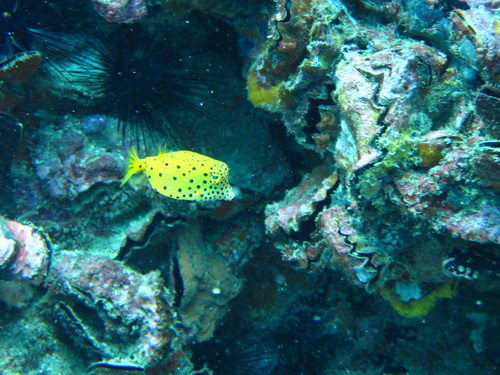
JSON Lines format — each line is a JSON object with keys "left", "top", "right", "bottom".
{"left": 46, "top": 251, "right": 175, "bottom": 368}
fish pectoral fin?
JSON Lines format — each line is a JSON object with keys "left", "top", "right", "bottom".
{"left": 192, "top": 189, "right": 206, "bottom": 200}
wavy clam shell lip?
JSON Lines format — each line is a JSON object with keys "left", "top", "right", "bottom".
{"left": 0, "top": 219, "right": 49, "bottom": 285}
{"left": 0, "top": 51, "right": 42, "bottom": 84}
{"left": 0, "top": 51, "right": 41, "bottom": 111}
{"left": 46, "top": 250, "right": 175, "bottom": 368}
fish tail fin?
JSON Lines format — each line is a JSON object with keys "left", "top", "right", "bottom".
{"left": 120, "top": 148, "right": 142, "bottom": 187}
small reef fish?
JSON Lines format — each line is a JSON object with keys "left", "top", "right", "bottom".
{"left": 442, "top": 247, "right": 500, "bottom": 280}
{"left": 121, "top": 148, "right": 235, "bottom": 201}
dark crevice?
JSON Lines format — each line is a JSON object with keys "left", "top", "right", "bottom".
{"left": 116, "top": 212, "right": 185, "bottom": 261}
{"left": 172, "top": 256, "right": 184, "bottom": 309}
{"left": 268, "top": 119, "right": 322, "bottom": 189}
{"left": 342, "top": 0, "right": 392, "bottom": 26}
{"left": 288, "top": 176, "right": 339, "bottom": 243}
{"left": 480, "top": 86, "right": 500, "bottom": 99}
{"left": 281, "top": 0, "right": 292, "bottom": 23}
{"left": 303, "top": 85, "right": 336, "bottom": 145}
{"left": 443, "top": 0, "right": 470, "bottom": 12}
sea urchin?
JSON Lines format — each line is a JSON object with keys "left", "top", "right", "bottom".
{"left": 70, "top": 22, "right": 232, "bottom": 148}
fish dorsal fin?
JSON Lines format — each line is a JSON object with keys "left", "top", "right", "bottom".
{"left": 158, "top": 144, "right": 168, "bottom": 157}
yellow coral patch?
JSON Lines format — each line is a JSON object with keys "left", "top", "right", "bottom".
{"left": 380, "top": 279, "right": 458, "bottom": 318}
{"left": 246, "top": 67, "right": 284, "bottom": 112}
{"left": 418, "top": 143, "right": 443, "bottom": 167}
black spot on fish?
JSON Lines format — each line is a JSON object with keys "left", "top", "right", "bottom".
{"left": 163, "top": 186, "right": 167, "bottom": 190}
{"left": 189, "top": 179, "right": 194, "bottom": 183}
{"left": 189, "top": 194, "right": 193, "bottom": 197}
{"left": 192, "top": 167, "right": 196, "bottom": 170}
{"left": 203, "top": 180, "right": 207, "bottom": 184}
{"left": 212, "top": 175, "right": 218, "bottom": 180}
{"left": 165, "top": 163, "right": 169, "bottom": 166}
{"left": 204, "top": 173, "right": 208, "bottom": 177}
{"left": 173, "top": 177, "right": 177, "bottom": 180}
{"left": 178, "top": 188, "right": 182, "bottom": 192}
{"left": 159, "top": 173, "right": 162, "bottom": 177}
{"left": 177, "top": 165, "right": 181, "bottom": 169}
{"left": 196, "top": 185, "right": 201, "bottom": 189}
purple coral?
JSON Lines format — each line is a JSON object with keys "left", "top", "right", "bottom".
{"left": 46, "top": 251, "right": 174, "bottom": 367}
{"left": 394, "top": 142, "right": 500, "bottom": 244}
{"left": 0, "top": 219, "right": 50, "bottom": 308}
{"left": 0, "top": 218, "right": 49, "bottom": 285}
{"left": 265, "top": 165, "right": 338, "bottom": 235}
{"left": 33, "top": 117, "right": 125, "bottom": 199}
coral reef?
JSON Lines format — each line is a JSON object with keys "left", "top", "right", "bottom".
{"left": 257, "top": 0, "right": 500, "bottom": 318}
{"left": 1, "top": 0, "right": 500, "bottom": 374}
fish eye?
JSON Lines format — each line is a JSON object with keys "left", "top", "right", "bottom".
{"left": 212, "top": 175, "right": 219, "bottom": 180}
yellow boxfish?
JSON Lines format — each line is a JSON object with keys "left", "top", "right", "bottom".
{"left": 121, "top": 148, "right": 235, "bottom": 201}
